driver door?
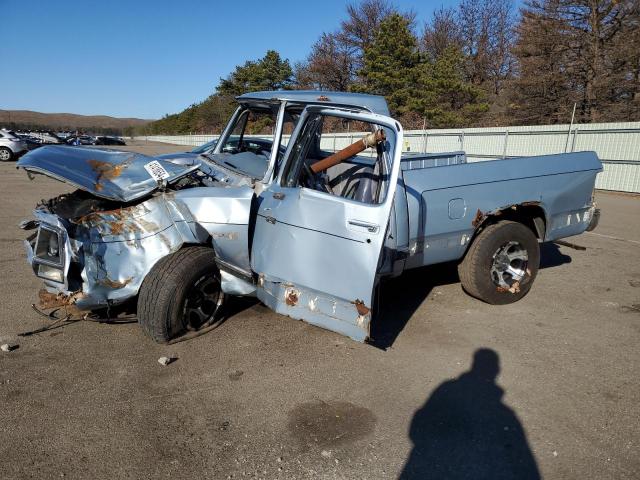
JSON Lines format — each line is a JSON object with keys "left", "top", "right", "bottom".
{"left": 251, "top": 106, "right": 403, "bottom": 342}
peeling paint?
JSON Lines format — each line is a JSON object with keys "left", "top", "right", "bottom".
{"left": 97, "top": 277, "right": 133, "bottom": 289}
{"left": 352, "top": 299, "right": 370, "bottom": 316}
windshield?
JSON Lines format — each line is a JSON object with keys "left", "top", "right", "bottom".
{"left": 191, "top": 139, "right": 217, "bottom": 154}
{"left": 213, "top": 106, "right": 279, "bottom": 178}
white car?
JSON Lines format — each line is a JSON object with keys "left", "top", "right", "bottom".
{"left": 0, "top": 129, "right": 28, "bottom": 161}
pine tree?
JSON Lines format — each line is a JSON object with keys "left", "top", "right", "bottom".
{"left": 413, "top": 47, "right": 489, "bottom": 127}
{"left": 217, "top": 50, "right": 293, "bottom": 96}
{"left": 358, "top": 13, "right": 422, "bottom": 115}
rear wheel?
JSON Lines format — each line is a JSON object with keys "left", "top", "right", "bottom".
{"left": 0, "top": 147, "right": 13, "bottom": 162}
{"left": 458, "top": 220, "right": 540, "bottom": 305}
{"left": 138, "top": 247, "right": 224, "bottom": 343}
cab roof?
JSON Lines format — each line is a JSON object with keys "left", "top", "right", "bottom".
{"left": 236, "top": 90, "right": 390, "bottom": 117}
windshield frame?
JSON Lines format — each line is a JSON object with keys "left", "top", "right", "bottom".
{"left": 210, "top": 102, "right": 286, "bottom": 182}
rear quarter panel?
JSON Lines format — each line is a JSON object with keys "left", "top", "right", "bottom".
{"left": 401, "top": 152, "right": 602, "bottom": 269}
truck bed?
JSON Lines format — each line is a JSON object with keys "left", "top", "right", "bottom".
{"left": 397, "top": 151, "right": 602, "bottom": 269}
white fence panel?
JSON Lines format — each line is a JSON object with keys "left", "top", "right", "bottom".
{"left": 135, "top": 121, "right": 640, "bottom": 193}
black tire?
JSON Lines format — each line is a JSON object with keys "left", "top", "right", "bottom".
{"left": 138, "top": 247, "right": 223, "bottom": 343}
{"left": 458, "top": 220, "right": 540, "bottom": 305}
{"left": 0, "top": 147, "right": 13, "bottom": 162}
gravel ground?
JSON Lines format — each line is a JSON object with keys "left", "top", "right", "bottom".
{"left": 0, "top": 141, "right": 638, "bottom": 479}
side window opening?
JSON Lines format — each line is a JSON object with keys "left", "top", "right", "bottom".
{"left": 283, "top": 113, "right": 391, "bottom": 205}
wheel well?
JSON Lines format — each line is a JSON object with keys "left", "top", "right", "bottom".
{"left": 474, "top": 203, "right": 547, "bottom": 240}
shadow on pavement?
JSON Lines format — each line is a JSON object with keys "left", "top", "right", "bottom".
{"left": 370, "top": 242, "right": 572, "bottom": 349}
{"left": 399, "top": 348, "right": 540, "bottom": 480}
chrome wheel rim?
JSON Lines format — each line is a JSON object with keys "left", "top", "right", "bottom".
{"left": 0, "top": 150, "right": 10, "bottom": 161}
{"left": 182, "top": 274, "right": 222, "bottom": 330}
{"left": 490, "top": 241, "right": 528, "bottom": 290}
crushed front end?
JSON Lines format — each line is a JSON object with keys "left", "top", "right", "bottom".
{"left": 17, "top": 145, "right": 249, "bottom": 314}
{"left": 22, "top": 191, "right": 170, "bottom": 312}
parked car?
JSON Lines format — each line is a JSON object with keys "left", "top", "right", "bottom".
{"left": 94, "top": 136, "right": 126, "bottom": 146}
{"left": 65, "top": 135, "right": 96, "bottom": 146}
{"left": 17, "top": 91, "right": 602, "bottom": 344}
{"left": 11, "top": 132, "right": 43, "bottom": 151}
{"left": 0, "top": 129, "right": 28, "bottom": 161}
{"left": 27, "top": 131, "right": 63, "bottom": 144}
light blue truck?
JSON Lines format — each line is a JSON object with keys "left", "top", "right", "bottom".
{"left": 18, "top": 91, "right": 602, "bottom": 343}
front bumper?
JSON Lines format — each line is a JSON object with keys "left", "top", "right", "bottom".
{"left": 586, "top": 207, "right": 600, "bottom": 232}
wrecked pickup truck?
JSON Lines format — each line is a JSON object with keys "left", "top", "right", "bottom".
{"left": 18, "top": 90, "right": 602, "bottom": 343}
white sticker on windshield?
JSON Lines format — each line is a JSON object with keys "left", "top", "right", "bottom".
{"left": 144, "top": 160, "right": 170, "bottom": 181}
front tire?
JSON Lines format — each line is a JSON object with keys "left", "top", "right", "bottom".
{"left": 458, "top": 220, "right": 540, "bottom": 305}
{"left": 138, "top": 247, "right": 224, "bottom": 343}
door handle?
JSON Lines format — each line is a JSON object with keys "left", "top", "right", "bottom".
{"left": 348, "top": 220, "right": 379, "bottom": 233}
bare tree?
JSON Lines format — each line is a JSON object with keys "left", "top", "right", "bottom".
{"left": 338, "top": 0, "right": 398, "bottom": 54}
{"left": 299, "top": 32, "right": 358, "bottom": 91}
{"left": 457, "top": 0, "right": 516, "bottom": 94}
{"left": 422, "top": 7, "right": 462, "bottom": 61}
{"left": 337, "top": 0, "right": 416, "bottom": 72}
{"left": 511, "top": 0, "right": 639, "bottom": 124}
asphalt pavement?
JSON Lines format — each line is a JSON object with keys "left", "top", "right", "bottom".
{"left": 0, "top": 141, "right": 638, "bottom": 479}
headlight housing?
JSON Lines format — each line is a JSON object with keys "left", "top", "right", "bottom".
{"left": 33, "top": 225, "right": 65, "bottom": 283}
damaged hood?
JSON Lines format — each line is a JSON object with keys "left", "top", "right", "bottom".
{"left": 18, "top": 145, "right": 200, "bottom": 202}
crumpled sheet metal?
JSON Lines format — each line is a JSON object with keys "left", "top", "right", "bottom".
{"left": 18, "top": 145, "right": 200, "bottom": 202}
{"left": 29, "top": 186, "right": 254, "bottom": 310}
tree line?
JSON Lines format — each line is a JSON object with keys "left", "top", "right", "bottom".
{"left": 144, "top": 0, "right": 639, "bottom": 134}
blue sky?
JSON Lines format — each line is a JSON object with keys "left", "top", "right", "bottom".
{"left": 2, "top": 0, "right": 479, "bottom": 119}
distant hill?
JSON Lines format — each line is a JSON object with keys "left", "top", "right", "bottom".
{"left": 0, "top": 109, "right": 154, "bottom": 132}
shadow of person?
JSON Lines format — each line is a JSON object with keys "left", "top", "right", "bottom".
{"left": 399, "top": 349, "right": 540, "bottom": 480}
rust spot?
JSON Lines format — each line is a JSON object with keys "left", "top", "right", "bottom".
{"left": 286, "top": 291, "right": 299, "bottom": 306}
{"left": 353, "top": 299, "right": 370, "bottom": 316}
{"left": 107, "top": 220, "right": 126, "bottom": 236}
{"left": 38, "top": 289, "right": 85, "bottom": 309}
{"left": 317, "top": 95, "right": 330, "bottom": 101}
{"left": 87, "top": 155, "right": 135, "bottom": 190}
{"left": 472, "top": 209, "right": 486, "bottom": 228}
{"left": 497, "top": 281, "right": 521, "bottom": 294}
{"left": 98, "top": 277, "right": 133, "bottom": 289}
{"left": 76, "top": 204, "right": 157, "bottom": 237}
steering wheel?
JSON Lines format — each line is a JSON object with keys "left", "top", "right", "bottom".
{"left": 301, "top": 162, "right": 332, "bottom": 194}
{"left": 301, "top": 162, "right": 316, "bottom": 188}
